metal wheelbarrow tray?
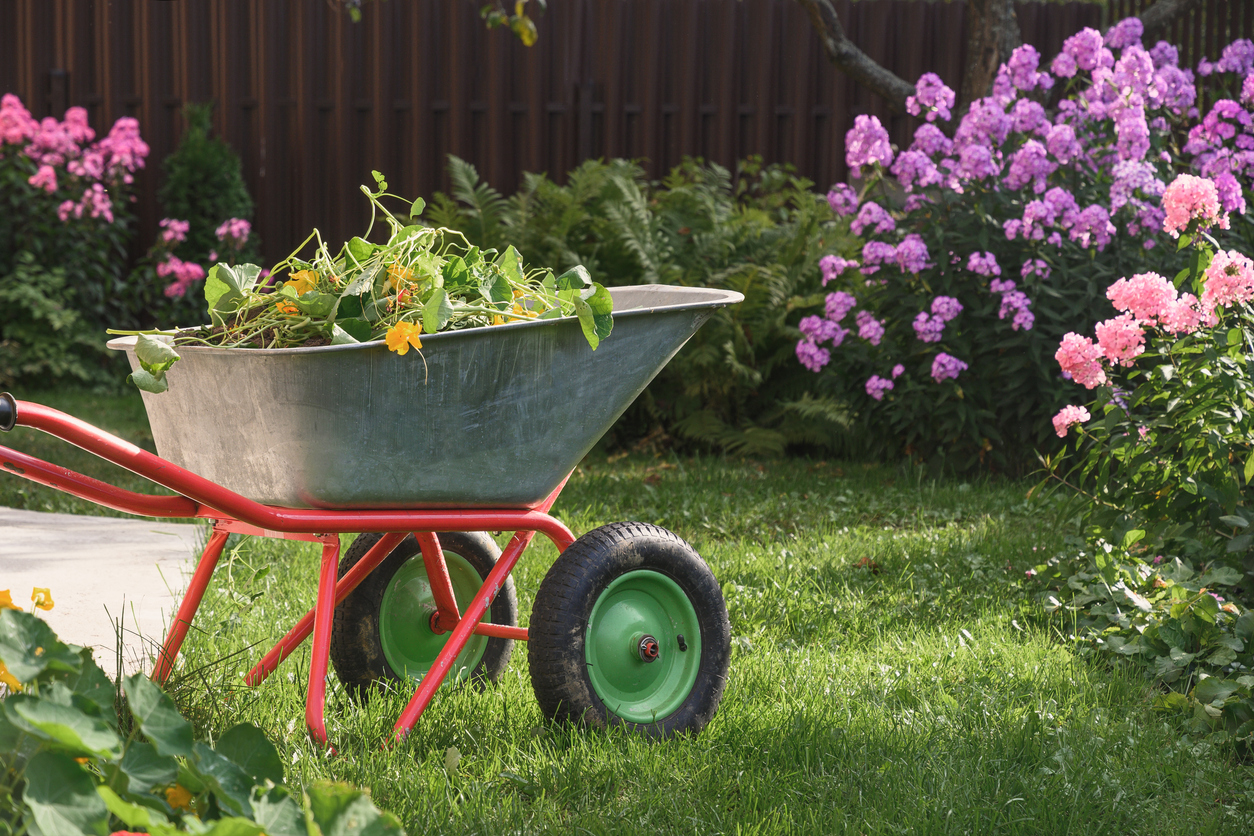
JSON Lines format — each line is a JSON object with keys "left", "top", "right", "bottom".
{"left": 0, "top": 283, "right": 742, "bottom": 749}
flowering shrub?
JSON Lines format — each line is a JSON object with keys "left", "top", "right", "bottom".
{"left": 0, "top": 94, "right": 148, "bottom": 387}
{"left": 797, "top": 19, "right": 1254, "bottom": 472}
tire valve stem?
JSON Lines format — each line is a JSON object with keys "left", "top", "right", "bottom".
{"left": 638, "top": 635, "right": 660, "bottom": 662}
{"left": 676, "top": 634, "right": 687, "bottom": 652}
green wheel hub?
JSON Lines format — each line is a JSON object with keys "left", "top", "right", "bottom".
{"left": 585, "top": 569, "right": 702, "bottom": 723}
{"left": 379, "top": 553, "right": 488, "bottom": 683}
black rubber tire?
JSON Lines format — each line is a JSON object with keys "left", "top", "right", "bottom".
{"left": 528, "top": 522, "right": 731, "bottom": 739}
{"left": 329, "top": 531, "right": 516, "bottom": 700}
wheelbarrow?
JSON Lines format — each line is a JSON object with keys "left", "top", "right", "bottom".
{"left": 0, "top": 284, "right": 742, "bottom": 747}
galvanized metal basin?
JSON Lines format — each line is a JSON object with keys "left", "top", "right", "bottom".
{"left": 109, "top": 285, "right": 742, "bottom": 509}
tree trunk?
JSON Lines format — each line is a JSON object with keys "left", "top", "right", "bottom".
{"left": 794, "top": 0, "right": 917, "bottom": 114}
{"left": 958, "top": 0, "right": 1022, "bottom": 110}
{"left": 1138, "top": 0, "right": 1202, "bottom": 44}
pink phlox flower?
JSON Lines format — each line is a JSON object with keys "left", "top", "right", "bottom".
{"left": 1113, "top": 45, "right": 1155, "bottom": 96}
{"left": 1158, "top": 292, "right": 1205, "bottom": 334}
{"left": 906, "top": 73, "right": 955, "bottom": 122}
{"left": 1105, "top": 17, "right": 1143, "bottom": 51}
{"left": 860, "top": 241, "right": 897, "bottom": 275}
{"left": 820, "top": 255, "right": 858, "bottom": 286}
{"left": 931, "top": 295, "right": 963, "bottom": 322}
{"left": 954, "top": 97, "right": 1013, "bottom": 149}
{"left": 865, "top": 375, "right": 895, "bottom": 401}
{"left": 1003, "top": 140, "right": 1056, "bottom": 193}
{"left": 1201, "top": 250, "right": 1254, "bottom": 311}
{"left": 66, "top": 149, "right": 105, "bottom": 180}
{"left": 160, "top": 218, "right": 190, "bottom": 244}
{"left": 825, "top": 291, "right": 857, "bottom": 323}
{"left": 1052, "top": 405, "right": 1092, "bottom": 438}
{"left": 216, "top": 217, "right": 252, "bottom": 247}
{"left": 796, "top": 339, "right": 831, "bottom": 372}
{"left": 57, "top": 199, "right": 79, "bottom": 222}
{"left": 827, "top": 183, "right": 859, "bottom": 216}
{"left": 0, "top": 93, "right": 39, "bottom": 145}
{"left": 1094, "top": 313, "right": 1145, "bottom": 366}
{"left": 1106, "top": 272, "right": 1176, "bottom": 323}
{"left": 967, "top": 251, "right": 1001, "bottom": 277}
{"left": 856, "top": 310, "right": 885, "bottom": 346}
{"left": 891, "top": 364, "right": 905, "bottom": 379}
{"left": 930, "top": 353, "right": 968, "bottom": 382}
{"left": 850, "top": 201, "right": 896, "bottom": 236}
{"left": 62, "top": 107, "right": 94, "bottom": 144}
{"left": 913, "top": 312, "right": 945, "bottom": 343}
{"left": 1020, "top": 259, "right": 1050, "bottom": 280}
{"left": 1070, "top": 204, "right": 1116, "bottom": 250}
{"left": 894, "top": 234, "right": 931, "bottom": 274}
{"left": 24, "top": 116, "right": 79, "bottom": 167}
{"left": 95, "top": 117, "right": 149, "bottom": 182}
{"left": 910, "top": 123, "right": 953, "bottom": 157}
{"left": 27, "top": 165, "right": 57, "bottom": 193}
{"left": 1056, "top": 333, "right": 1108, "bottom": 389}
{"left": 846, "top": 115, "right": 894, "bottom": 170}
{"left": 1161, "top": 173, "right": 1228, "bottom": 237}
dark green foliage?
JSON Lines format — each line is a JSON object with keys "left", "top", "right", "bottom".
{"left": 431, "top": 154, "right": 860, "bottom": 457}
{"left": 158, "top": 103, "right": 258, "bottom": 265}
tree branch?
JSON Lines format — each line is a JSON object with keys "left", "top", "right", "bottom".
{"left": 794, "top": 0, "right": 916, "bottom": 115}
{"left": 1138, "top": 0, "right": 1203, "bottom": 44}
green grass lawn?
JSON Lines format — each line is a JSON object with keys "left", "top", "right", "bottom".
{"left": 3, "top": 389, "right": 1254, "bottom": 833}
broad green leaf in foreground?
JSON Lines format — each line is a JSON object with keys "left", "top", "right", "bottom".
{"left": 0, "top": 608, "right": 82, "bottom": 682}
{"left": 124, "top": 673, "right": 194, "bottom": 758}
{"left": 23, "top": 750, "right": 109, "bottom": 836}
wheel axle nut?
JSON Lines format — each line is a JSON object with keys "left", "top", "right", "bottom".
{"left": 638, "top": 635, "right": 660, "bottom": 662}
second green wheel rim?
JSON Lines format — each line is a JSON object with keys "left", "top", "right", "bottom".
{"left": 585, "top": 569, "right": 702, "bottom": 723}
{"left": 379, "top": 552, "right": 489, "bottom": 683}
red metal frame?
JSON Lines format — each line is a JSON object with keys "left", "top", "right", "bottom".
{"left": 0, "top": 398, "right": 577, "bottom": 747}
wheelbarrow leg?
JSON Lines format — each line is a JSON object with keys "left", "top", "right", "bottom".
{"left": 152, "top": 528, "right": 229, "bottom": 683}
{"left": 392, "top": 530, "right": 536, "bottom": 741}
{"left": 306, "top": 534, "right": 342, "bottom": 748}
{"left": 415, "top": 532, "right": 462, "bottom": 631}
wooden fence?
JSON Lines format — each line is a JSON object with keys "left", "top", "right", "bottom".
{"left": 1, "top": 0, "right": 1246, "bottom": 264}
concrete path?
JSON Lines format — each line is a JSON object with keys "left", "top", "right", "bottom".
{"left": 0, "top": 507, "right": 202, "bottom": 679}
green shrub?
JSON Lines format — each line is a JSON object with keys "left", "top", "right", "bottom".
{"left": 429, "top": 154, "right": 859, "bottom": 456}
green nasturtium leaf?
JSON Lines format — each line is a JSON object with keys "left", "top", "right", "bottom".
{"left": 191, "top": 741, "right": 255, "bottom": 817}
{"left": 124, "top": 674, "right": 194, "bottom": 758}
{"left": 496, "top": 245, "right": 525, "bottom": 284}
{"left": 573, "top": 283, "right": 614, "bottom": 350}
{"left": 442, "top": 255, "right": 471, "bottom": 290}
{"left": 0, "top": 609, "right": 82, "bottom": 682}
{"left": 8, "top": 696, "right": 123, "bottom": 759}
{"left": 251, "top": 786, "right": 309, "bottom": 836}
{"left": 480, "top": 270, "right": 512, "bottom": 306}
{"left": 555, "top": 265, "right": 592, "bottom": 291}
{"left": 329, "top": 325, "right": 360, "bottom": 345}
{"left": 129, "top": 333, "right": 181, "bottom": 394}
{"left": 306, "top": 781, "right": 406, "bottom": 836}
{"left": 409, "top": 197, "right": 426, "bottom": 218}
{"left": 215, "top": 723, "right": 285, "bottom": 785}
{"left": 23, "top": 750, "right": 109, "bottom": 836}
{"left": 1194, "top": 676, "right": 1240, "bottom": 704}
{"left": 97, "top": 784, "right": 170, "bottom": 830}
{"left": 423, "top": 287, "right": 453, "bottom": 334}
{"left": 120, "top": 740, "right": 178, "bottom": 791}
{"left": 346, "top": 236, "right": 375, "bottom": 265}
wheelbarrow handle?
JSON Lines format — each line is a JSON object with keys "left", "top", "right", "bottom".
{"left": 0, "top": 393, "right": 15, "bottom": 432}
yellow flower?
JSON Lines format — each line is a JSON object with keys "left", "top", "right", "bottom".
{"left": 386, "top": 262, "right": 414, "bottom": 293}
{"left": 385, "top": 321, "right": 423, "bottom": 355}
{"left": 492, "top": 315, "right": 505, "bottom": 326}
{"left": 0, "top": 590, "right": 19, "bottom": 610}
{"left": 31, "top": 588, "right": 53, "bottom": 611}
{"left": 284, "top": 270, "right": 318, "bottom": 296}
{"left": 165, "top": 783, "right": 194, "bottom": 812}
{"left": 274, "top": 299, "right": 300, "bottom": 316}
{"left": 511, "top": 303, "right": 538, "bottom": 319}
{"left": 0, "top": 661, "right": 22, "bottom": 692}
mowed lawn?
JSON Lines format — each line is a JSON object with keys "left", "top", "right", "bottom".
{"left": 3, "top": 388, "right": 1253, "bottom": 834}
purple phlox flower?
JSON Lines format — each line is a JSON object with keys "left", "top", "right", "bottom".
{"left": 1003, "top": 219, "right": 1023, "bottom": 240}
{"left": 891, "top": 363, "right": 905, "bottom": 378}
{"left": 1052, "top": 50, "right": 1078, "bottom": 79}
{"left": 825, "top": 290, "right": 858, "bottom": 323}
{"left": 1045, "top": 123, "right": 1082, "bottom": 164}
{"left": 954, "top": 143, "right": 1002, "bottom": 181}
{"left": 1150, "top": 41, "right": 1179, "bottom": 69}
{"left": 846, "top": 114, "right": 894, "bottom": 170}
{"left": 1007, "top": 45, "right": 1053, "bottom": 91}
{"left": 1109, "top": 159, "right": 1164, "bottom": 212}
{"left": 931, "top": 295, "right": 963, "bottom": 322}
{"left": 967, "top": 251, "right": 1001, "bottom": 277}
{"left": 1011, "top": 100, "right": 1049, "bottom": 135}
{"left": 891, "top": 150, "right": 942, "bottom": 192}
{"left": 990, "top": 278, "right": 1017, "bottom": 293}
{"left": 1105, "top": 17, "right": 1143, "bottom": 51}
{"left": 1155, "top": 65, "right": 1197, "bottom": 115}
{"left": 1004, "top": 140, "right": 1057, "bottom": 193}
{"left": 799, "top": 315, "right": 849, "bottom": 347}
{"left": 913, "top": 311, "right": 945, "bottom": 343}
{"left": 865, "top": 375, "right": 895, "bottom": 401}
{"left": 1216, "top": 39, "right": 1254, "bottom": 75}
{"left": 1062, "top": 28, "right": 1106, "bottom": 72}
{"left": 1110, "top": 92, "right": 1151, "bottom": 161}
{"left": 1070, "top": 204, "right": 1116, "bottom": 250}
{"left": 955, "top": 97, "right": 1014, "bottom": 150}
{"left": 796, "top": 339, "right": 831, "bottom": 372}
{"left": 931, "top": 352, "right": 969, "bottom": 382}
{"left": 1198, "top": 57, "right": 1215, "bottom": 77}
{"left": 904, "top": 193, "right": 935, "bottom": 213}
{"left": 999, "top": 291, "right": 1035, "bottom": 330}
{"left": 1020, "top": 259, "right": 1050, "bottom": 280}
{"left": 1214, "top": 171, "right": 1247, "bottom": 215}
{"left": 906, "top": 73, "right": 955, "bottom": 122}
{"left": 895, "top": 234, "right": 931, "bottom": 274}
{"left": 820, "top": 255, "right": 859, "bottom": 286}
{"left": 910, "top": 123, "right": 953, "bottom": 157}
{"left": 1113, "top": 46, "right": 1156, "bottom": 99}
{"left": 1243, "top": 73, "right": 1254, "bottom": 106}
{"left": 992, "top": 65, "right": 1017, "bottom": 105}
{"left": 860, "top": 241, "right": 897, "bottom": 275}
{"left": 827, "top": 183, "right": 859, "bottom": 216}
{"left": 1019, "top": 200, "right": 1053, "bottom": 241}
{"left": 1047, "top": 231, "right": 1063, "bottom": 247}
{"left": 856, "top": 310, "right": 885, "bottom": 346}
{"left": 850, "top": 201, "right": 897, "bottom": 236}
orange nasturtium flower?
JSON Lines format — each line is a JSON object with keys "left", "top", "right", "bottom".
{"left": 0, "top": 662, "right": 21, "bottom": 692}
{"left": 385, "top": 321, "right": 423, "bottom": 355}
{"left": 0, "top": 590, "right": 19, "bottom": 610}
{"left": 284, "top": 270, "right": 318, "bottom": 296}
{"left": 165, "top": 783, "right": 195, "bottom": 812}
{"left": 275, "top": 298, "right": 300, "bottom": 316}
{"left": 31, "top": 588, "right": 53, "bottom": 611}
